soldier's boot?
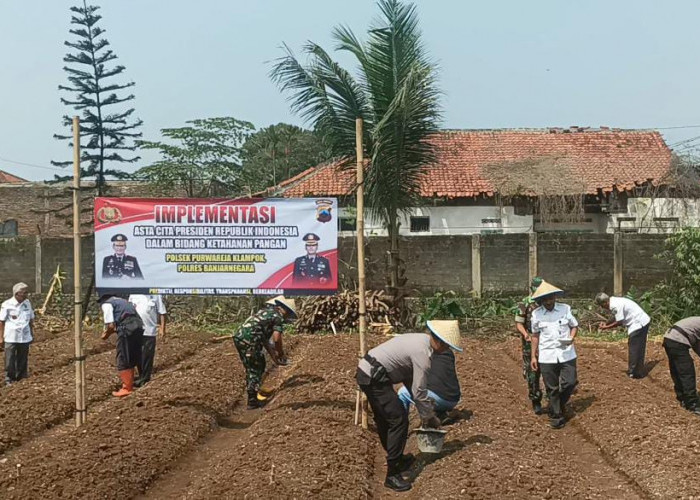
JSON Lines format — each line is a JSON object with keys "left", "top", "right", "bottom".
{"left": 247, "top": 390, "right": 263, "bottom": 410}
{"left": 112, "top": 369, "right": 134, "bottom": 397}
{"left": 549, "top": 414, "right": 566, "bottom": 429}
{"left": 384, "top": 462, "right": 411, "bottom": 492}
{"left": 532, "top": 400, "right": 543, "bottom": 415}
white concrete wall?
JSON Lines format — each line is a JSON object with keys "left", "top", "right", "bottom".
{"left": 338, "top": 205, "right": 533, "bottom": 235}
{"left": 608, "top": 198, "right": 700, "bottom": 233}
{"left": 338, "top": 199, "right": 700, "bottom": 236}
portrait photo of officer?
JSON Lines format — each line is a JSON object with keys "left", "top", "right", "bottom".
{"left": 102, "top": 234, "right": 144, "bottom": 280}
{"left": 292, "top": 233, "right": 332, "bottom": 285}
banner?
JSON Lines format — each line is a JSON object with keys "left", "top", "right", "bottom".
{"left": 94, "top": 197, "right": 338, "bottom": 296}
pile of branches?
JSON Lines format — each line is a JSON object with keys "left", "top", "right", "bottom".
{"left": 297, "top": 290, "right": 401, "bottom": 333}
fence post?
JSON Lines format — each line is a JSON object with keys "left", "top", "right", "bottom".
{"left": 35, "top": 235, "right": 42, "bottom": 293}
{"left": 614, "top": 231, "right": 623, "bottom": 295}
{"left": 528, "top": 232, "right": 538, "bottom": 285}
{"left": 471, "top": 234, "right": 481, "bottom": 298}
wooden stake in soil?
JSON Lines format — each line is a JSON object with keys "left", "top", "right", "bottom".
{"left": 354, "top": 118, "right": 369, "bottom": 429}
{"left": 72, "top": 116, "right": 86, "bottom": 426}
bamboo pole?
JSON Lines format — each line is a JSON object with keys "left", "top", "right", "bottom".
{"left": 72, "top": 116, "right": 86, "bottom": 426}
{"left": 354, "top": 118, "right": 368, "bottom": 429}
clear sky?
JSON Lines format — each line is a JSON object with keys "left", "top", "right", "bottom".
{"left": 1, "top": 0, "right": 700, "bottom": 181}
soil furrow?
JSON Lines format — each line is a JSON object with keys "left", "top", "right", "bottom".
{"left": 0, "top": 331, "right": 212, "bottom": 455}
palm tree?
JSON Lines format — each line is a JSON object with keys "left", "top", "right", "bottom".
{"left": 270, "top": 0, "right": 441, "bottom": 292}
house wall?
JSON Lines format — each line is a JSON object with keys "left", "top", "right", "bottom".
{"left": 0, "top": 181, "right": 177, "bottom": 238}
{"left": 339, "top": 205, "right": 533, "bottom": 236}
{"left": 608, "top": 198, "right": 700, "bottom": 233}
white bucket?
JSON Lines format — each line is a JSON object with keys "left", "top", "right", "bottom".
{"left": 415, "top": 428, "right": 447, "bottom": 454}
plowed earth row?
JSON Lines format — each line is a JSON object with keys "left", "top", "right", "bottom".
{"left": 1, "top": 330, "right": 699, "bottom": 499}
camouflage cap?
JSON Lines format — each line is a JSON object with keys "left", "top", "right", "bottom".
{"left": 530, "top": 276, "right": 543, "bottom": 292}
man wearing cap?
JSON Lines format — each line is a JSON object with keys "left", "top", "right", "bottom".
{"left": 233, "top": 296, "right": 296, "bottom": 410}
{"left": 662, "top": 317, "right": 700, "bottom": 415}
{"left": 356, "top": 320, "right": 462, "bottom": 492}
{"left": 0, "top": 283, "right": 35, "bottom": 385}
{"left": 530, "top": 282, "right": 579, "bottom": 429}
{"left": 292, "top": 233, "right": 331, "bottom": 285}
{"left": 99, "top": 294, "right": 145, "bottom": 397}
{"left": 102, "top": 234, "right": 144, "bottom": 280}
{"left": 595, "top": 293, "right": 650, "bottom": 379}
{"left": 514, "top": 276, "right": 545, "bottom": 415}
{"left": 128, "top": 294, "right": 167, "bottom": 387}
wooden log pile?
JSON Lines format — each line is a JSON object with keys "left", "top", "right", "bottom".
{"left": 296, "top": 290, "right": 401, "bottom": 334}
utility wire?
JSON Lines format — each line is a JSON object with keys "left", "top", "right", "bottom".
{"left": 0, "top": 156, "right": 65, "bottom": 172}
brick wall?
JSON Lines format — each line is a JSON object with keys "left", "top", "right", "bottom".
{"left": 338, "top": 236, "right": 472, "bottom": 293}
{"left": 537, "top": 233, "right": 615, "bottom": 295}
{"left": 0, "top": 233, "right": 672, "bottom": 297}
{"left": 622, "top": 234, "right": 668, "bottom": 291}
{"left": 481, "top": 234, "right": 529, "bottom": 293}
{"left": 0, "top": 181, "right": 176, "bottom": 238}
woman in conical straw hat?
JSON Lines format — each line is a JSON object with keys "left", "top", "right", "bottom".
{"left": 398, "top": 320, "right": 462, "bottom": 423}
{"left": 529, "top": 281, "right": 579, "bottom": 430}
{"left": 356, "top": 319, "right": 462, "bottom": 492}
{"left": 233, "top": 295, "right": 297, "bottom": 410}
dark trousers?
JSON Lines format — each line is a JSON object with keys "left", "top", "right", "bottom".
{"left": 663, "top": 338, "right": 699, "bottom": 408}
{"left": 540, "top": 358, "right": 577, "bottom": 417}
{"left": 4, "top": 342, "right": 29, "bottom": 383}
{"left": 138, "top": 336, "right": 157, "bottom": 383}
{"left": 116, "top": 333, "right": 143, "bottom": 371}
{"left": 628, "top": 324, "right": 649, "bottom": 378}
{"left": 359, "top": 380, "right": 408, "bottom": 468}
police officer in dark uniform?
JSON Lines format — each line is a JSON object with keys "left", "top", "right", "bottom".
{"left": 292, "top": 233, "right": 331, "bottom": 285}
{"left": 102, "top": 234, "right": 144, "bottom": 280}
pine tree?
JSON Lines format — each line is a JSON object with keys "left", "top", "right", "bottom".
{"left": 53, "top": 1, "right": 142, "bottom": 195}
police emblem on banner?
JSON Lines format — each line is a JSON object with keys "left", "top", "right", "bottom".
{"left": 316, "top": 199, "right": 333, "bottom": 223}
{"left": 97, "top": 206, "right": 122, "bottom": 224}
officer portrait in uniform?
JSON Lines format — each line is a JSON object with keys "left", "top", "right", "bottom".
{"left": 292, "top": 233, "right": 332, "bottom": 285}
{"left": 102, "top": 234, "right": 144, "bottom": 280}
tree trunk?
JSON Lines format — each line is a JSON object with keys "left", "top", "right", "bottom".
{"left": 387, "top": 211, "right": 400, "bottom": 295}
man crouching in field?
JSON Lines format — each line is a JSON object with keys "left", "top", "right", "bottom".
{"left": 356, "top": 320, "right": 463, "bottom": 492}
{"left": 99, "top": 294, "right": 145, "bottom": 397}
{"left": 233, "top": 296, "right": 296, "bottom": 410}
{"left": 530, "top": 282, "right": 579, "bottom": 429}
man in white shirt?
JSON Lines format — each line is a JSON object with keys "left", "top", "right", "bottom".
{"left": 530, "top": 281, "right": 579, "bottom": 429}
{"left": 595, "top": 293, "right": 651, "bottom": 379}
{"left": 0, "top": 283, "right": 35, "bottom": 385}
{"left": 128, "top": 294, "right": 167, "bottom": 387}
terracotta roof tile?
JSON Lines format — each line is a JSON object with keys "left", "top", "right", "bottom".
{"left": 274, "top": 129, "right": 672, "bottom": 198}
{"left": 0, "top": 170, "right": 27, "bottom": 184}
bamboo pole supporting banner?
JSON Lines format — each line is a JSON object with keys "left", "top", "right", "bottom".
{"left": 354, "top": 118, "right": 369, "bottom": 429}
{"left": 72, "top": 116, "right": 86, "bottom": 426}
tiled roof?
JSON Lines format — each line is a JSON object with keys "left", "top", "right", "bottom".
{"left": 0, "top": 170, "right": 27, "bottom": 184}
{"left": 272, "top": 128, "right": 672, "bottom": 198}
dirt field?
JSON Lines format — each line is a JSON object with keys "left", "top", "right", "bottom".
{"left": 0, "top": 328, "right": 699, "bottom": 499}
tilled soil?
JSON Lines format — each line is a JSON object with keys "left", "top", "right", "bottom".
{"left": 2, "top": 332, "right": 700, "bottom": 499}
{"left": 0, "top": 329, "right": 213, "bottom": 454}
{"left": 141, "top": 335, "right": 376, "bottom": 499}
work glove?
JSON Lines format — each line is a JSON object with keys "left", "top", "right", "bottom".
{"left": 422, "top": 415, "right": 441, "bottom": 429}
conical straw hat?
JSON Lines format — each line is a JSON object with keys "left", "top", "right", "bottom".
{"left": 270, "top": 295, "right": 297, "bottom": 318}
{"left": 531, "top": 281, "right": 564, "bottom": 301}
{"left": 426, "top": 320, "right": 463, "bottom": 352}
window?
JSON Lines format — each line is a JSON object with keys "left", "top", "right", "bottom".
{"left": 338, "top": 216, "right": 356, "bottom": 231}
{"left": 0, "top": 219, "right": 18, "bottom": 238}
{"left": 481, "top": 217, "right": 502, "bottom": 225}
{"left": 410, "top": 216, "right": 430, "bottom": 232}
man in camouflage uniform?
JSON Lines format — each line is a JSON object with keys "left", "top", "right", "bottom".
{"left": 233, "top": 296, "right": 297, "bottom": 409}
{"left": 515, "top": 276, "right": 545, "bottom": 415}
